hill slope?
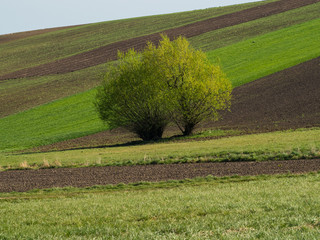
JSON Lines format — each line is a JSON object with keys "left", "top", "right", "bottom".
{"left": 0, "top": 0, "right": 317, "bottom": 80}
{"left": 1, "top": 2, "right": 319, "bottom": 118}
{"left": 0, "top": 0, "right": 273, "bottom": 76}
{"left": 0, "top": 0, "right": 319, "bottom": 152}
{"left": 1, "top": 18, "right": 319, "bottom": 152}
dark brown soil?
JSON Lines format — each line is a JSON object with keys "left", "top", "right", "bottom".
{"left": 1, "top": 159, "right": 319, "bottom": 193}
{"left": 1, "top": 0, "right": 318, "bottom": 80}
{"left": 208, "top": 57, "right": 320, "bottom": 131}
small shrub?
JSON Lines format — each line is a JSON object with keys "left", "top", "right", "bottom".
{"left": 42, "top": 159, "right": 50, "bottom": 168}
{"left": 19, "top": 161, "right": 31, "bottom": 169}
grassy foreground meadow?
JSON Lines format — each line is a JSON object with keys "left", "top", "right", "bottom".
{"left": 1, "top": 128, "right": 319, "bottom": 170}
{"left": 0, "top": 173, "right": 319, "bottom": 239}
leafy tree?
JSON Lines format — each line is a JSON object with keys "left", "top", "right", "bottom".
{"left": 95, "top": 36, "right": 231, "bottom": 140}
{"left": 95, "top": 49, "right": 171, "bottom": 141}
{"left": 148, "top": 36, "right": 232, "bottom": 135}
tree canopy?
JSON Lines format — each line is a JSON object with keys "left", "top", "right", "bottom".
{"left": 95, "top": 35, "right": 231, "bottom": 141}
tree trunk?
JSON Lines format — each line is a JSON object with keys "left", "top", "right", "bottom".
{"left": 182, "top": 123, "right": 195, "bottom": 136}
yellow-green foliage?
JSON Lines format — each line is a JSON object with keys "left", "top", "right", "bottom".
{"left": 96, "top": 36, "right": 231, "bottom": 140}
{"left": 96, "top": 48, "right": 172, "bottom": 141}
{"left": 154, "top": 36, "right": 232, "bottom": 135}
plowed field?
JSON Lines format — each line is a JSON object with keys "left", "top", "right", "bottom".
{"left": 1, "top": 159, "right": 319, "bottom": 192}
{"left": 209, "top": 57, "right": 320, "bottom": 131}
{"left": 1, "top": 0, "right": 318, "bottom": 80}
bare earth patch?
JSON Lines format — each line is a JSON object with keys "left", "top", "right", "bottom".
{"left": 0, "top": 159, "right": 319, "bottom": 193}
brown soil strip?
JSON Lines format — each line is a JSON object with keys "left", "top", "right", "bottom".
{"left": 0, "top": 159, "right": 319, "bottom": 193}
{"left": 0, "top": 25, "right": 81, "bottom": 44}
{"left": 0, "top": 72, "right": 101, "bottom": 118}
{"left": 1, "top": 0, "right": 318, "bottom": 80}
{"left": 208, "top": 56, "right": 320, "bottom": 131}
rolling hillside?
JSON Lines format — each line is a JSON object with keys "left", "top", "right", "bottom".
{"left": 0, "top": 1, "right": 320, "bottom": 237}
{"left": 1, "top": 1, "right": 319, "bottom": 119}
{"left": 0, "top": 0, "right": 319, "bottom": 152}
{"left": 0, "top": 0, "right": 316, "bottom": 80}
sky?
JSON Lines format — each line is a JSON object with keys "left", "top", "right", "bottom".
{"left": 1, "top": 0, "right": 263, "bottom": 35}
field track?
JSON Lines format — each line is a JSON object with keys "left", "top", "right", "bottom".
{"left": 0, "top": 159, "right": 319, "bottom": 192}
{"left": 0, "top": 0, "right": 318, "bottom": 80}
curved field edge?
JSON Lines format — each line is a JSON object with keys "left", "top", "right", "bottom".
{"left": 207, "top": 18, "right": 320, "bottom": 87}
{"left": 1, "top": 128, "right": 319, "bottom": 170}
{"left": 0, "top": 19, "right": 319, "bottom": 152}
{"left": 0, "top": 0, "right": 276, "bottom": 76}
{"left": 0, "top": 63, "right": 109, "bottom": 118}
{"left": 0, "top": 173, "right": 320, "bottom": 239}
{"left": 1, "top": 2, "right": 319, "bottom": 119}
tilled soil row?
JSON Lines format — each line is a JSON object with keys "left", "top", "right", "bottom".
{"left": 1, "top": 0, "right": 318, "bottom": 80}
{"left": 0, "top": 159, "right": 320, "bottom": 193}
{"left": 208, "top": 56, "right": 320, "bottom": 130}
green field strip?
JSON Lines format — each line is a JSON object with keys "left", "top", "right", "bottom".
{"left": 0, "top": 89, "right": 108, "bottom": 152}
{"left": 1, "top": 128, "right": 319, "bottom": 169}
{"left": 190, "top": 2, "right": 320, "bottom": 51}
{"left": 0, "top": 0, "right": 275, "bottom": 76}
{"left": 0, "top": 63, "right": 108, "bottom": 118}
{"left": 0, "top": 173, "right": 320, "bottom": 239}
{"left": 0, "top": 19, "right": 319, "bottom": 152}
{"left": 206, "top": 18, "right": 320, "bottom": 87}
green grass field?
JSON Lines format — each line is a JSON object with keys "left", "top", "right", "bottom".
{"left": 0, "top": 89, "right": 107, "bottom": 152}
{"left": 1, "top": 18, "right": 319, "bottom": 152}
{"left": 1, "top": 128, "right": 319, "bottom": 170}
{"left": 0, "top": 173, "right": 319, "bottom": 239}
{"left": 206, "top": 18, "right": 320, "bottom": 87}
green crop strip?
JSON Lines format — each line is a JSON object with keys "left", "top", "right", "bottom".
{"left": 206, "top": 18, "right": 320, "bottom": 87}
{"left": 1, "top": 128, "right": 319, "bottom": 169}
{"left": 0, "top": 89, "right": 107, "bottom": 152}
{"left": 190, "top": 2, "right": 320, "bottom": 51}
{"left": 0, "top": 173, "right": 319, "bottom": 239}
